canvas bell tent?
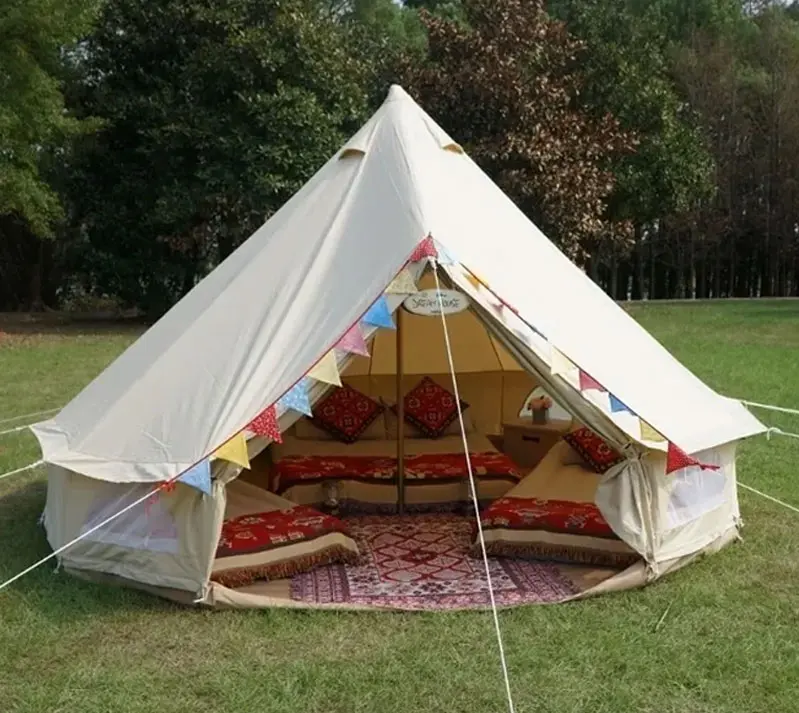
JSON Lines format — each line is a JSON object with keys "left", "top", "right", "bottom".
{"left": 27, "top": 85, "right": 765, "bottom": 609}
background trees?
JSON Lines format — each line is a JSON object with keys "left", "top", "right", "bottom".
{"left": 2, "top": 0, "right": 799, "bottom": 312}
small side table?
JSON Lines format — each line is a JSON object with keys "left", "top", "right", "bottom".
{"left": 502, "top": 418, "right": 572, "bottom": 470}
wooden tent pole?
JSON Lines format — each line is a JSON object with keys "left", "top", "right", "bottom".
{"left": 396, "top": 307, "right": 405, "bottom": 515}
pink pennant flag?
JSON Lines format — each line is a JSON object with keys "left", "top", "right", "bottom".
{"left": 409, "top": 236, "right": 438, "bottom": 262}
{"left": 666, "top": 443, "right": 720, "bottom": 475}
{"left": 336, "top": 323, "right": 370, "bottom": 357}
{"left": 247, "top": 405, "right": 282, "bottom": 444}
{"left": 579, "top": 370, "right": 605, "bottom": 392}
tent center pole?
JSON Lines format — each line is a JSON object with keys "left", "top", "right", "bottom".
{"left": 397, "top": 307, "right": 405, "bottom": 515}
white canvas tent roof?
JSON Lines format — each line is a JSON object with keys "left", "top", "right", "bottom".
{"left": 31, "top": 85, "right": 765, "bottom": 484}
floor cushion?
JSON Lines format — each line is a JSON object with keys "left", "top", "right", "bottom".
{"left": 474, "top": 496, "right": 639, "bottom": 569}
{"left": 211, "top": 505, "right": 360, "bottom": 588}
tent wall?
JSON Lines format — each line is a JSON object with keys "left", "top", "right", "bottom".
{"left": 43, "top": 465, "right": 224, "bottom": 597}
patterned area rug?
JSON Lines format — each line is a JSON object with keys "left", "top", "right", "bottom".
{"left": 290, "top": 514, "right": 579, "bottom": 610}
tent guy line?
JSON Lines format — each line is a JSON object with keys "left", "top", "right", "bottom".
{"left": 432, "top": 263, "right": 516, "bottom": 713}
{"left": 0, "top": 460, "right": 43, "bottom": 481}
{"left": 0, "top": 407, "right": 60, "bottom": 427}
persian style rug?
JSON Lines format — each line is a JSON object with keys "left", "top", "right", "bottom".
{"left": 290, "top": 514, "right": 579, "bottom": 610}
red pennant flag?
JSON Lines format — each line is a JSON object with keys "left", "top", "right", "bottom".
{"left": 578, "top": 370, "right": 605, "bottom": 392}
{"left": 409, "top": 236, "right": 438, "bottom": 262}
{"left": 666, "top": 442, "right": 720, "bottom": 475}
{"left": 248, "top": 405, "right": 283, "bottom": 444}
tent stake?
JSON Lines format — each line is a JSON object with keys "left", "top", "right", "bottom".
{"left": 397, "top": 307, "right": 405, "bottom": 515}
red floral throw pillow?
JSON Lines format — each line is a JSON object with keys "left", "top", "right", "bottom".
{"left": 311, "top": 384, "right": 384, "bottom": 444}
{"left": 399, "top": 376, "right": 469, "bottom": 439}
{"left": 563, "top": 427, "right": 623, "bottom": 473}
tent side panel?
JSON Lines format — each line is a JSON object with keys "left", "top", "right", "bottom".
{"left": 646, "top": 441, "right": 740, "bottom": 563}
{"left": 44, "top": 465, "right": 222, "bottom": 597}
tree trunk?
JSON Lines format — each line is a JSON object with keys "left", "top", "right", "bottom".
{"left": 633, "top": 225, "right": 644, "bottom": 300}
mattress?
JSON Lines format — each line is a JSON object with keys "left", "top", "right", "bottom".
{"left": 269, "top": 434, "right": 518, "bottom": 513}
{"left": 212, "top": 480, "right": 359, "bottom": 588}
{"left": 476, "top": 442, "right": 639, "bottom": 568}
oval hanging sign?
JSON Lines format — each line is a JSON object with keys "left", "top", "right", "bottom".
{"left": 403, "top": 289, "right": 469, "bottom": 316}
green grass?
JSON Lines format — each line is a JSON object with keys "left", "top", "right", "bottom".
{"left": 2, "top": 304, "right": 799, "bottom": 713}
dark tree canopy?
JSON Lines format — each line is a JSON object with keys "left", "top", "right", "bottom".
{"left": 397, "top": 0, "right": 634, "bottom": 260}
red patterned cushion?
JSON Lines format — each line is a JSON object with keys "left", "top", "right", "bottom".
{"left": 311, "top": 384, "right": 384, "bottom": 444}
{"left": 563, "top": 427, "right": 623, "bottom": 473}
{"left": 212, "top": 505, "right": 360, "bottom": 587}
{"left": 217, "top": 506, "right": 351, "bottom": 558}
{"left": 480, "top": 497, "right": 615, "bottom": 538}
{"left": 398, "top": 376, "right": 469, "bottom": 438}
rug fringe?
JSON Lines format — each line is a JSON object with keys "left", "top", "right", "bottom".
{"left": 471, "top": 539, "right": 639, "bottom": 570}
{"left": 212, "top": 546, "right": 361, "bottom": 589}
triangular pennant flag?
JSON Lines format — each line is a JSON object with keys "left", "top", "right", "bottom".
{"left": 609, "top": 394, "right": 632, "bottom": 414}
{"left": 179, "top": 459, "right": 212, "bottom": 496}
{"left": 308, "top": 350, "right": 341, "bottom": 387}
{"left": 550, "top": 346, "right": 577, "bottom": 378}
{"left": 362, "top": 295, "right": 395, "bottom": 330}
{"left": 639, "top": 420, "right": 666, "bottom": 443}
{"left": 247, "top": 405, "right": 283, "bottom": 443}
{"left": 666, "top": 442, "right": 721, "bottom": 475}
{"left": 277, "top": 378, "right": 313, "bottom": 417}
{"left": 409, "top": 235, "right": 438, "bottom": 262}
{"left": 434, "top": 241, "right": 457, "bottom": 265}
{"left": 579, "top": 370, "right": 605, "bottom": 392}
{"left": 385, "top": 268, "right": 418, "bottom": 295}
{"left": 336, "top": 323, "right": 370, "bottom": 357}
{"left": 212, "top": 432, "right": 250, "bottom": 469}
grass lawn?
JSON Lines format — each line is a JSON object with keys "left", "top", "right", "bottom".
{"left": 1, "top": 302, "right": 799, "bottom": 713}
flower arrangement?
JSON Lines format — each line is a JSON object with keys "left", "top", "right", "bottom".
{"left": 529, "top": 395, "right": 553, "bottom": 412}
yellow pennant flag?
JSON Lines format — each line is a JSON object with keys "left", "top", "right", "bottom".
{"left": 308, "top": 350, "right": 342, "bottom": 387}
{"left": 385, "top": 269, "right": 418, "bottom": 295}
{"left": 639, "top": 420, "right": 666, "bottom": 443}
{"left": 212, "top": 433, "right": 250, "bottom": 469}
{"left": 550, "top": 346, "right": 578, "bottom": 378}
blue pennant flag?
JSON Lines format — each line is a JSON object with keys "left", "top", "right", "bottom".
{"left": 609, "top": 394, "right": 632, "bottom": 414}
{"left": 179, "top": 459, "right": 212, "bottom": 496}
{"left": 435, "top": 242, "right": 458, "bottom": 265}
{"left": 277, "top": 378, "right": 313, "bottom": 417}
{"left": 362, "top": 295, "right": 395, "bottom": 330}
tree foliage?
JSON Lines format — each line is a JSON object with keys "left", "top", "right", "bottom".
{"left": 397, "top": 0, "right": 634, "bottom": 260}
{"left": 0, "top": 0, "right": 99, "bottom": 236}
{"left": 65, "top": 0, "right": 374, "bottom": 314}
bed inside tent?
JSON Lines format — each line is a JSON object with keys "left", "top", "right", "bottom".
{"left": 210, "top": 272, "right": 642, "bottom": 610}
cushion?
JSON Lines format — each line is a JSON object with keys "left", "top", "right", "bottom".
{"left": 395, "top": 376, "right": 469, "bottom": 439}
{"left": 294, "top": 412, "right": 386, "bottom": 441}
{"left": 384, "top": 400, "right": 474, "bottom": 439}
{"left": 212, "top": 505, "right": 360, "bottom": 588}
{"left": 311, "top": 384, "right": 384, "bottom": 444}
{"left": 474, "top": 496, "right": 639, "bottom": 569}
{"left": 562, "top": 427, "right": 623, "bottom": 474}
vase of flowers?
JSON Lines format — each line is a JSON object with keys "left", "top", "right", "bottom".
{"left": 529, "top": 395, "right": 553, "bottom": 424}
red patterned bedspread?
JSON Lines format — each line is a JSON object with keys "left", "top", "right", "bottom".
{"left": 404, "top": 452, "right": 521, "bottom": 483}
{"left": 479, "top": 497, "right": 616, "bottom": 539}
{"left": 273, "top": 452, "right": 520, "bottom": 493}
{"left": 273, "top": 455, "right": 396, "bottom": 493}
{"left": 216, "top": 506, "right": 351, "bottom": 558}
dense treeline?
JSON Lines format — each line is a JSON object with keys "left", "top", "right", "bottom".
{"left": 1, "top": 0, "right": 798, "bottom": 314}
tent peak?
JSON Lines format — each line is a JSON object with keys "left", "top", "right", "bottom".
{"left": 385, "top": 84, "right": 412, "bottom": 103}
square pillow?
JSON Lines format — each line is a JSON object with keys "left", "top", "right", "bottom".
{"left": 397, "top": 376, "right": 469, "bottom": 439}
{"left": 384, "top": 401, "right": 474, "bottom": 439}
{"left": 562, "top": 426, "right": 623, "bottom": 474}
{"left": 311, "top": 383, "right": 384, "bottom": 444}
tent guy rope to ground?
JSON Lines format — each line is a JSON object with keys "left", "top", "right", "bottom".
{"left": 432, "top": 263, "right": 517, "bottom": 713}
